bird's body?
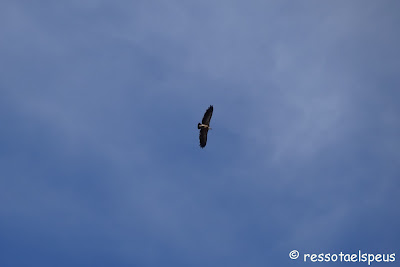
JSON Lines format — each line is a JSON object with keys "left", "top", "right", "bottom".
{"left": 197, "top": 124, "right": 211, "bottom": 129}
{"left": 198, "top": 105, "right": 213, "bottom": 148}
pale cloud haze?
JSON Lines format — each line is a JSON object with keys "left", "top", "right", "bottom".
{"left": 0, "top": 1, "right": 399, "bottom": 266}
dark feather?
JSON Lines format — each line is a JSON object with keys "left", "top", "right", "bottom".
{"left": 198, "top": 105, "right": 213, "bottom": 148}
{"left": 202, "top": 105, "right": 213, "bottom": 125}
{"left": 199, "top": 128, "right": 208, "bottom": 148}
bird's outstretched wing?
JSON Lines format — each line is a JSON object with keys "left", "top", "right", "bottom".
{"left": 202, "top": 105, "right": 213, "bottom": 125}
{"left": 199, "top": 128, "right": 208, "bottom": 148}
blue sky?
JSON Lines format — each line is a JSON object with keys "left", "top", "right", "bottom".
{"left": 0, "top": 1, "right": 399, "bottom": 266}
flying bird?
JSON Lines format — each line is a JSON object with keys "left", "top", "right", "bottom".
{"left": 198, "top": 105, "right": 213, "bottom": 148}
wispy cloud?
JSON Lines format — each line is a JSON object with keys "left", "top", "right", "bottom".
{"left": 0, "top": 1, "right": 399, "bottom": 266}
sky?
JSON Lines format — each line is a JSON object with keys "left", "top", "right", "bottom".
{"left": 0, "top": 1, "right": 399, "bottom": 266}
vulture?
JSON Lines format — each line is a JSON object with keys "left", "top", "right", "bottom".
{"left": 197, "top": 105, "right": 213, "bottom": 148}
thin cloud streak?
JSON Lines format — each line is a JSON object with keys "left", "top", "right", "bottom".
{"left": 0, "top": 1, "right": 399, "bottom": 266}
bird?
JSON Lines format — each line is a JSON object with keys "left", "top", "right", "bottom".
{"left": 198, "top": 105, "right": 213, "bottom": 148}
